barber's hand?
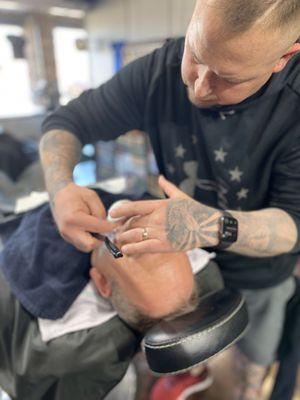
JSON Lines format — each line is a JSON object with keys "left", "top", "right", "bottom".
{"left": 52, "top": 183, "right": 117, "bottom": 252}
{"left": 111, "top": 176, "right": 220, "bottom": 254}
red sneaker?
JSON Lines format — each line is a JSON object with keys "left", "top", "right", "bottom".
{"left": 150, "top": 367, "right": 213, "bottom": 400}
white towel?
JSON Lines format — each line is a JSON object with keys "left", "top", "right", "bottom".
{"left": 38, "top": 248, "right": 215, "bottom": 342}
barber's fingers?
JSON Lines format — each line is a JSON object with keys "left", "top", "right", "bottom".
{"left": 158, "top": 175, "right": 189, "bottom": 199}
{"left": 62, "top": 211, "right": 116, "bottom": 234}
{"left": 117, "top": 227, "right": 152, "bottom": 246}
{"left": 107, "top": 200, "right": 132, "bottom": 223}
{"left": 109, "top": 199, "right": 163, "bottom": 220}
{"left": 61, "top": 229, "right": 102, "bottom": 253}
{"left": 116, "top": 214, "right": 152, "bottom": 235}
{"left": 121, "top": 239, "right": 171, "bottom": 255}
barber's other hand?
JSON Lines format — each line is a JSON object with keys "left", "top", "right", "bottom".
{"left": 52, "top": 183, "right": 116, "bottom": 252}
{"left": 111, "top": 176, "right": 220, "bottom": 254}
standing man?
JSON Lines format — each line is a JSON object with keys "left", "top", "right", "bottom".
{"left": 40, "top": 1, "right": 300, "bottom": 399}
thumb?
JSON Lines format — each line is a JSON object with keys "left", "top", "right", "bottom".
{"left": 158, "top": 175, "right": 189, "bottom": 199}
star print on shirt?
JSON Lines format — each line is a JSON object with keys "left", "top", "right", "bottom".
{"left": 237, "top": 188, "right": 249, "bottom": 200}
{"left": 175, "top": 144, "right": 186, "bottom": 158}
{"left": 167, "top": 163, "right": 175, "bottom": 174}
{"left": 214, "top": 147, "right": 228, "bottom": 163}
{"left": 229, "top": 166, "right": 243, "bottom": 182}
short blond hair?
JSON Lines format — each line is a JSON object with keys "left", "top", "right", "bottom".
{"left": 209, "top": 0, "right": 300, "bottom": 38}
{"left": 110, "top": 279, "right": 199, "bottom": 332}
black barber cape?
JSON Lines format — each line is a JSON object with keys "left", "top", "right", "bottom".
{"left": 42, "top": 38, "right": 300, "bottom": 290}
{"left": 0, "top": 189, "right": 144, "bottom": 319}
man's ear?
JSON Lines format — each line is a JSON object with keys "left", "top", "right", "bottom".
{"left": 273, "top": 42, "right": 300, "bottom": 73}
{"left": 90, "top": 267, "right": 112, "bottom": 298}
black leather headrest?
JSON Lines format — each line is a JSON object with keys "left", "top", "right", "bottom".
{"left": 143, "top": 288, "right": 248, "bottom": 375}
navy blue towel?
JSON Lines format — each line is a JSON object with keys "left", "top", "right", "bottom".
{"left": 0, "top": 189, "right": 154, "bottom": 320}
{"left": 0, "top": 204, "right": 91, "bottom": 319}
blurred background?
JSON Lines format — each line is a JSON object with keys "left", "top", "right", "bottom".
{"left": 0, "top": 1, "right": 194, "bottom": 399}
{"left": 0, "top": 0, "right": 196, "bottom": 201}
{"left": 0, "top": 1, "right": 299, "bottom": 399}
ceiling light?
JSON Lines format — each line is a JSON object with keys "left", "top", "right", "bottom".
{"left": 49, "top": 7, "right": 85, "bottom": 19}
{"left": 0, "top": 0, "right": 23, "bottom": 11}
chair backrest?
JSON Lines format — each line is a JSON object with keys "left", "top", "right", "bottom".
{"left": 143, "top": 288, "right": 249, "bottom": 375}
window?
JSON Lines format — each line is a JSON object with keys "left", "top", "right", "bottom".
{"left": 0, "top": 24, "right": 43, "bottom": 118}
{"left": 53, "top": 27, "right": 91, "bottom": 105}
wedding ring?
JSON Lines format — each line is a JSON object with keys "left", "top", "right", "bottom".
{"left": 142, "top": 227, "right": 149, "bottom": 241}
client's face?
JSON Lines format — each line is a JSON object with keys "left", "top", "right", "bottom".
{"left": 90, "top": 243, "right": 195, "bottom": 321}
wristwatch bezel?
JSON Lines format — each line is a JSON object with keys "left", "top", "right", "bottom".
{"left": 217, "top": 211, "right": 238, "bottom": 250}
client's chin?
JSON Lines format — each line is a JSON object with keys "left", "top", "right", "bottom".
{"left": 188, "top": 91, "right": 219, "bottom": 108}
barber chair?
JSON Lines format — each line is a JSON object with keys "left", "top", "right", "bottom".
{"left": 144, "top": 288, "right": 248, "bottom": 375}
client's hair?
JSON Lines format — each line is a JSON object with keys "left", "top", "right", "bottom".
{"left": 109, "top": 280, "right": 200, "bottom": 332}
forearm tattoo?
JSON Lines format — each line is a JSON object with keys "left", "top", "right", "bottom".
{"left": 39, "top": 130, "right": 82, "bottom": 202}
{"left": 166, "top": 199, "right": 221, "bottom": 250}
{"left": 166, "top": 198, "right": 297, "bottom": 256}
{"left": 230, "top": 209, "right": 297, "bottom": 257}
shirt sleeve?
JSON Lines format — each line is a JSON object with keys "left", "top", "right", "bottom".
{"left": 269, "top": 125, "right": 300, "bottom": 254}
{"left": 41, "top": 51, "right": 156, "bottom": 145}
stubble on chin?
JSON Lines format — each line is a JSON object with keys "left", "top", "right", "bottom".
{"left": 187, "top": 88, "right": 218, "bottom": 108}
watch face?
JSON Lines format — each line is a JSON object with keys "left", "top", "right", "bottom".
{"left": 220, "top": 216, "right": 238, "bottom": 242}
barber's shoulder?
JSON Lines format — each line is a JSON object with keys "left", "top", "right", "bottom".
{"left": 287, "top": 52, "right": 300, "bottom": 96}
{"left": 158, "top": 37, "right": 185, "bottom": 66}
{"left": 146, "top": 37, "right": 184, "bottom": 73}
{"left": 121, "top": 37, "right": 183, "bottom": 91}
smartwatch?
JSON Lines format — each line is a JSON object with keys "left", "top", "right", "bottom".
{"left": 216, "top": 210, "right": 238, "bottom": 250}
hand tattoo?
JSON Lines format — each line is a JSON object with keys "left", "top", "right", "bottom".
{"left": 166, "top": 199, "right": 221, "bottom": 250}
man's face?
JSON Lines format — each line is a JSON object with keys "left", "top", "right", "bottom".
{"left": 181, "top": 0, "right": 292, "bottom": 108}
{"left": 91, "top": 245, "right": 195, "bottom": 320}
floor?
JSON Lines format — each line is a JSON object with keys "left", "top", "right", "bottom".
{"left": 135, "top": 348, "right": 300, "bottom": 400}
{"left": 1, "top": 348, "right": 299, "bottom": 400}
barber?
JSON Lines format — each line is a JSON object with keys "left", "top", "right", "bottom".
{"left": 40, "top": 1, "right": 300, "bottom": 399}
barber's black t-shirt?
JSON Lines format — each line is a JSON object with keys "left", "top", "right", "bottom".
{"left": 42, "top": 38, "right": 300, "bottom": 290}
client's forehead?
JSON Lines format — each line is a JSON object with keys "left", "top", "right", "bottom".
{"left": 105, "top": 248, "right": 191, "bottom": 290}
{"left": 106, "top": 248, "right": 190, "bottom": 274}
{"left": 93, "top": 245, "right": 195, "bottom": 318}
{"left": 94, "top": 246, "right": 193, "bottom": 289}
